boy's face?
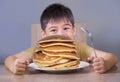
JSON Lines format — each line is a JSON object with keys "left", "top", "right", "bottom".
{"left": 41, "top": 19, "right": 76, "bottom": 40}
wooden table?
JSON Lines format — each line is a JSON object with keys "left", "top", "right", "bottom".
{"left": 0, "top": 63, "right": 120, "bottom": 82}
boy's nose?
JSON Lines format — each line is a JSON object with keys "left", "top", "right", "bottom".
{"left": 57, "top": 30, "right": 65, "bottom": 36}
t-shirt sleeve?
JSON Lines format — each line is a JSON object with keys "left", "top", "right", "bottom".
{"left": 24, "top": 47, "right": 35, "bottom": 58}
{"left": 75, "top": 41, "right": 91, "bottom": 61}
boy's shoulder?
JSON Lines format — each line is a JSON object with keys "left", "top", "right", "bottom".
{"left": 74, "top": 41, "right": 88, "bottom": 48}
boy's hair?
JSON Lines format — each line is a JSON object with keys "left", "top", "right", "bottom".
{"left": 40, "top": 3, "right": 75, "bottom": 31}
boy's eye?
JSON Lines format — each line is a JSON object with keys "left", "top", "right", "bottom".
{"left": 50, "top": 29, "right": 57, "bottom": 32}
{"left": 64, "top": 27, "right": 70, "bottom": 30}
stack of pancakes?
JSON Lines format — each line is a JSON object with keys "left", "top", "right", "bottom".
{"left": 33, "top": 35, "right": 80, "bottom": 70}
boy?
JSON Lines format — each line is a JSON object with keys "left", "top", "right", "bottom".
{"left": 4, "top": 3, "right": 117, "bottom": 75}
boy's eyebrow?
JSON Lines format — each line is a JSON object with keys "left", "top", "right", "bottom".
{"left": 63, "top": 24, "right": 72, "bottom": 27}
{"left": 47, "top": 23, "right": 72, "bottom": 30}
{"left": 48, "top": 26, "right": 57, "bottom": 30}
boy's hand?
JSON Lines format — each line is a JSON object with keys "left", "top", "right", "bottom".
{"left": 10, "top": 58, "right": 30, "bottom": 75}
{"left": 87, "top": 56, "right": 107, "bottom": 73}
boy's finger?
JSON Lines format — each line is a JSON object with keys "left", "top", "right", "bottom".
{"left": 16, "top": 59, "right": 29, "bottom": 64}
{"left": 15, "top": 63, "right": 27, "bottom": 68}
{"left": 92, "top": 62, "right": 101, "bottom": 67}
{"left": 25, "top": 60, "right": 30, "bottom": 65}
{"left": 93, "top": 65, "right": 101, "bottom": 70}
{"left": 87, "top": 56, "right": 95, "bottom": 63}
{"left": 16, "top": 67, "right": 26, "bottom": 72}
{"left": 93, "top": 58, "right": 101, "bottom": 62}
{"left": 93, "top": 57, "right": 104, "bottom": 63}
{"left": 15, "top": 59, "right": 25, "bottom": 63}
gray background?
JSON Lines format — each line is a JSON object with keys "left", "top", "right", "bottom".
{"left": 0, "top": 0, "right": 120, "bottom": 64}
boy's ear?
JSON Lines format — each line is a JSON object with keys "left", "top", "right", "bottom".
{"left": 73, "top": 25, "right": 76, "bottom": 36}
{"left": 41, "top": 30, "right": 47, "bottom": 38}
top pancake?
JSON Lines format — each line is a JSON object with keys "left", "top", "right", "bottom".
{"left": 39, "top": 42, "right": 75, "bottom": 48}
{"left": 38, "top": 35, "right": 73, "bottom": 44}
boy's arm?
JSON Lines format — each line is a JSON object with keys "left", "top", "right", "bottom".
{"left": 4, "top": 50, "right": 33, "bottom": 74}
{"left": 4, "top": 55, "right": 17, "bottom": 72}
{"left": 89, "top": 49, "right": 118, "bottom": 73}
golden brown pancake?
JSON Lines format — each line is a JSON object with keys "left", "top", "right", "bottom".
{"left": 33, "top": 52, "right": 61, "bottom": 64}
{"left": 43, "top": 60, "right": 80, "bottom": 70}
{"left": 39, "top": 42, "right": 75, "bottom": 48}
{"left": 38, "top": 35, "right": 73, "bottom": 44}
{"left": 39, "top": 45, "right": 77, "bottom": 52}
{"left": 34, "top": 58, "right": 70, "bottom": 67}
{"left": 42, "top": 51, "right": 79, "bottom": 60}
{"left": 34, "top": 42, "right": 76, "bottom": 53}
{"left": 33, "top": 35, "right": 80, "bottom": 70}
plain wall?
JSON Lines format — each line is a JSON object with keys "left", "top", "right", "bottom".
{"left": 0, "top": 0, "right": 120, "bottom": 64}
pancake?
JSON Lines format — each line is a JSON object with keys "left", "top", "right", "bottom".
{"left": 39, "top": 45, "right": 77, "bottom": 52}
{"left": 38, "top": 35, "right": 73, "bottom": 44}
{"left": 34, "top": 58, "right": 70, "bottom": 67}
{"left": 33, "top": 52, "right": 61, "bottom": 64}
{"left": 39, "top": 42, "right": 75, "bottom": 48}
{"left": 33, "top": 35, "right": 80, "bottom": 70}
{"left": 42, "top": 51, "right": 80, "bottom": 60}
{"left": 43, "top": 60, "right": 79, "bottom": 70}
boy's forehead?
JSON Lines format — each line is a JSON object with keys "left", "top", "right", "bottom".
{"left": 47, "top": 19, "right": 72, "bottom": 26}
